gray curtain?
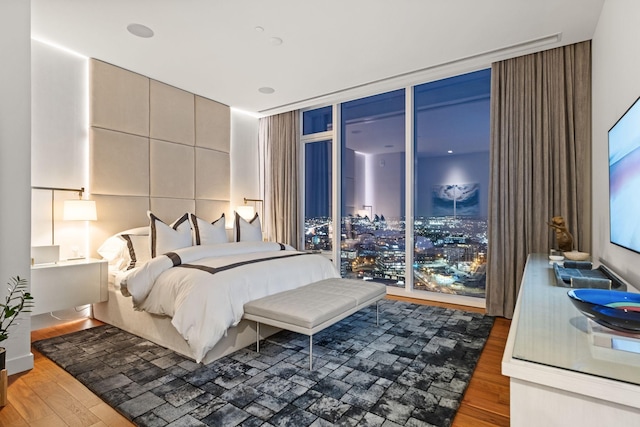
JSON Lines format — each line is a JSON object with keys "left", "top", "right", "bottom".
{"left": 259, "top": 111, "right": 300, "bottom": 248}
{"left": 486, "top": 41, "right": 592, "bottom": 318}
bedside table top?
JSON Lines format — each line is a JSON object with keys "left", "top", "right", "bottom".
{"left": 31, "top": 258, "right": 106, "bottom": 269}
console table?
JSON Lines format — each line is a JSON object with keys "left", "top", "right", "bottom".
{"left": 502, "top": 254, "right": 640, "bottom": 426}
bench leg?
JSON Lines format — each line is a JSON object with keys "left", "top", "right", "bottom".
{"left": 256, "top": 322, "right": 260, "bottom": 353}
{"left": 309, "top": 335, "right": 313, "bottom": 370}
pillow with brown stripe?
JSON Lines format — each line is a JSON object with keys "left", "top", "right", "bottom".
{"left": 189, "top": 213, "right": 227, "bottom": 245}
{"left": 148, "top": 211, "right": 192, "bottom": 258}
{"left": 120, "top": 233, "right": 151, "bottom": 270}
{"left": 98, "top": 226, "right": 149, "bottom": 270}
{"left": 234, "top": 211, "right": 262, "bottom": 242}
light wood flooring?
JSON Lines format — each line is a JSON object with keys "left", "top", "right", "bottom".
{"left": 0, "top": 297, "right": 510, "bottom": 427}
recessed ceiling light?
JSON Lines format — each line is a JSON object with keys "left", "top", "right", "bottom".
{"left": 447, "top": 150, "right": 453, "bottom": 154}
{"left": 255, "top": 26, "right": 265, "bottom": 32}
{"left": 127, "top": 23, "right": 154, "bottom": 38}
{"left": 269, "top": 37, "right": 283, "bottom": 46}
{"left": 258, "top": 87, "right": 275, "bottom": 94}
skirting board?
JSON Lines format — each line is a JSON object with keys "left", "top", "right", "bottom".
{"left": 92, "top": 288, "right": 280, "bottom": 364}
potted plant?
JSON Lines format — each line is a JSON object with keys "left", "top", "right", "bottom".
{"left": 0, "top": 276, "right": 34, "bottom": 370}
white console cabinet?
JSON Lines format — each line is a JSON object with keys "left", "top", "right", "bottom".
{"left": 30, "top": 258, "right": 108, "bottom": 316}
{"left": 503, "top": 254, "right": 640, "bottom": 426}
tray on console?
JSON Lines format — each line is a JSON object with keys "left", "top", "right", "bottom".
{"left": 554, "top": 262, "right": 626, "bottom": 290}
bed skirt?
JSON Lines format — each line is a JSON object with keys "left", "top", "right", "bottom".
{"left": 92, "top": 287, "right": 281, "bottom": 364}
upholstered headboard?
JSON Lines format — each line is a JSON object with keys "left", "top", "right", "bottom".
{"left": 88, "top": 59, "right": 231, "bottom": 256}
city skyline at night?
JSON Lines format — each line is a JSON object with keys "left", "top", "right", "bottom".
{"left": 305, "top": 214, "right": 487, "bottom": 298}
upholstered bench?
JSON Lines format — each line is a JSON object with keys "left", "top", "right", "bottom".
{"left": 243, "top": 278, "right": 386, "bottom": 369}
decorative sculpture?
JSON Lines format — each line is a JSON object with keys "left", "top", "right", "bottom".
{"left": 548, "top": 216, "right": 574, "bottom": 252}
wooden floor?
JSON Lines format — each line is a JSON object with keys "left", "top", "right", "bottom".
{"left": 0, "top": 298, "right": 510, "bottom": 427}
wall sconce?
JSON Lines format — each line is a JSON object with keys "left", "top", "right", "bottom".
{"left": 239, "top": 197, "right": 264, "bottom": 221}
{"left": 32, "top": 186, "right": 97, "bottom": 245}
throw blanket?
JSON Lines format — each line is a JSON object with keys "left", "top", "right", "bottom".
{"left": 119, "top": 242, "right": 339, "bottom": 362}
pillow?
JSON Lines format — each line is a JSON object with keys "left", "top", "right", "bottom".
{"left": 97, "top": 236, "right": 127, "bottom": 263}
{"left": 97, "top": 226, "right": 150, "bottom": 270}
{"left": 149, "top": 212, "right": 192, "bottom": 257}
{"left": 234, "top": 211, "right": 262, "bottom": 242}
{"left": 189, "top": 213, "right": 227, "bottom": 245}
{"left": 120, "top": 234, "right": 151, "bottom": 270}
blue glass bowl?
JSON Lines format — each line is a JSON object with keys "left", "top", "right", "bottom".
{"left": 567, "top": 289, "right": 640, "bottom": 333}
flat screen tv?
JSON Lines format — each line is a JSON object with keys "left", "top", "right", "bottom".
{"left": 609, "top": 95, "right": 640, "bottom": 254}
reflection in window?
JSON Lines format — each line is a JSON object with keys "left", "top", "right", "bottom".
{"left": 413, "top": 69, "right": 490, "bottom": 298}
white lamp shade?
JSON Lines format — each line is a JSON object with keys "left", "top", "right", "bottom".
{"left": 236, "top": 205, "right": 255, "bottom": 221}
{"left": 63, "top": 199, "right": 97, "bottom": 221}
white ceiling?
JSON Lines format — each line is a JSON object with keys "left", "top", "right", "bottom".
{"left": 32, "top": 1, "right": 604, "bottom": 117}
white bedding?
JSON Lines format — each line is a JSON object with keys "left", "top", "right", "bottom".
{"left": 119, "top": 241, "right": 339, "bottom": 362}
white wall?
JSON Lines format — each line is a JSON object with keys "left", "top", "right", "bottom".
{"left": 31, "top": 40, "right": 89, "bottom": 260}
{"left": 0, "top": 0, "right": 33, "bottom": 374}
{"left": 230, "top": 110, "right": 260, "bottom": 217}
{"left": 592, "top": 0, "right": 640, "bottom": 287}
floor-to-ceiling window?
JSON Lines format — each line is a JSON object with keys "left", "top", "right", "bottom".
{"left": 302, "top": 69, "right": 490, "bottom": 303}
{"left": 340, "top": 90, "right": 406, "bottom": 283}
{"left": 413, "top": 70, "right": 490, "bottom": 298}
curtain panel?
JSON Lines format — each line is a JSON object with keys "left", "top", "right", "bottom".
{"left": 259, "top": 111, "right": 300, "bottom": 248}
{"left": 487, "top": 41, "right": 592, "bottom": 318}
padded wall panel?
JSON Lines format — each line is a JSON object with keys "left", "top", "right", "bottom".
{"left": 195, "top": 95, "right": 230, "bottom": 152}
{"left": 150, "top": 139, "right": 195, "bottom": 199}
{"left": 90, "top": 59, "right": 149, "bottom": 136}
{"left": 89, "top": 195, "right": 149, "bottom": 256}
{"left": 195, "top": 148, "right": 230, "bottom": 200}
{"left": 150, "top": 198, "right": 196, "bottom": 223}
{"left": 90, "top": 128, "right": 149, "bottom": 196}
{"left": 195, "top": 200, "right": 231, "bottom": 223}
{"left": 89, "top": 60, "right": 232, "bottom": 257}
{"left": 150, "top": 80, "right": 195, "bottom": 145}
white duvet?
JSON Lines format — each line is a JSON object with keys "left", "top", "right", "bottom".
{"left": 119, "top": 241, "right": 339, "bottom": 362}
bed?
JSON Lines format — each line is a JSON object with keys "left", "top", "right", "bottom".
{"left": 93, "top": 213, "right": 339, "bottom": 364}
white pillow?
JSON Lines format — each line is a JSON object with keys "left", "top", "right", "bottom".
{"left": 120, "top": 234, "right": 151, "bottom": 270}
{"left": 97, "top": 226, "right": 150, "bottom": 270}
{"left": 234, "top": 212, "right": 262, "bottom": 242}
{"left": 149, "top": 212, "right": 192, "bottom": 257}
{"left": 189, "top": 213, "right": 227, "bottom": 245}
{"left": 97, "top": 236, "right": 127, "bottom": 263}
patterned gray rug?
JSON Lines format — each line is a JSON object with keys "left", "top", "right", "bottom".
{"left": 34, "top": 300, "right": 493, "bottom": 427}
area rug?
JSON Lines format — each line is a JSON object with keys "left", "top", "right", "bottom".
{"left": 34, "top": 300, "right": 494, "bottom": 427}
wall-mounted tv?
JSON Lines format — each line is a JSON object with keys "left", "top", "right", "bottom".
{"left": 609, "top": 96, "right": 640, "bottom": 254}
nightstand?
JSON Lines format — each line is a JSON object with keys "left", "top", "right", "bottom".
{"left": 30, "top": 258, "right": 108, "bottom": 316}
